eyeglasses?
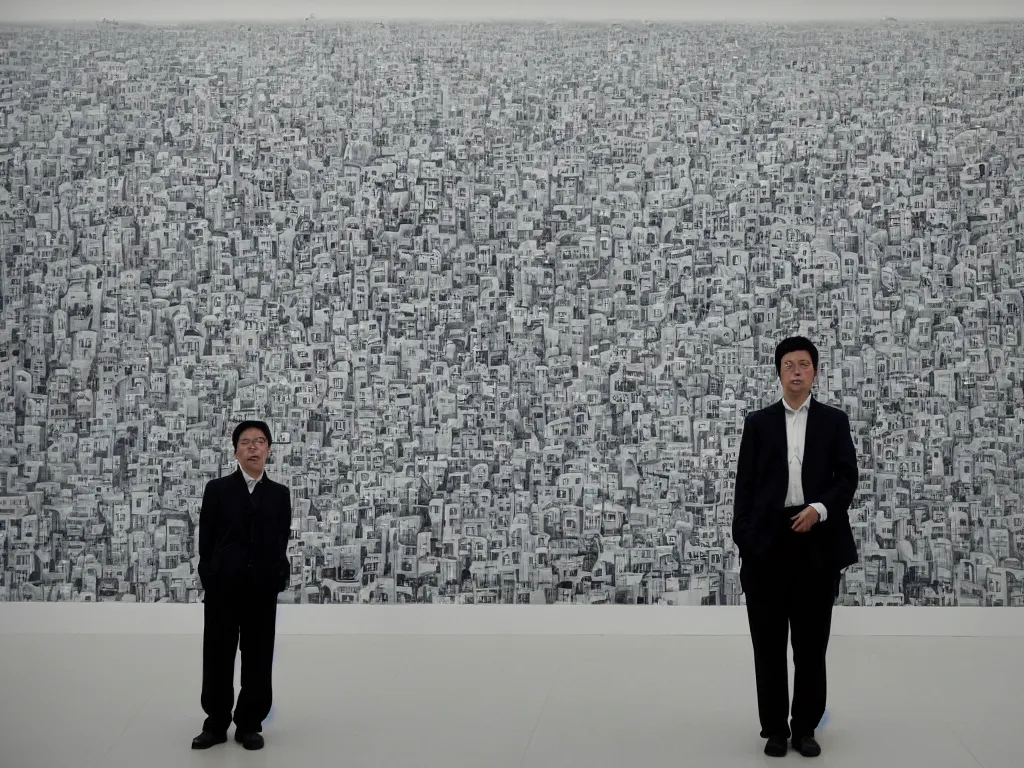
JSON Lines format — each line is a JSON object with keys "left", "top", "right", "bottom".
{"left": 238, "top": 438, "right": 268, "bottom": 447}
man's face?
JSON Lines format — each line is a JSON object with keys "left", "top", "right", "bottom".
{"left": 780, "top": 350, "right": 816, "bottom": 399}
{"left": 235, "top": 427, "right": 269, "bottom": 476}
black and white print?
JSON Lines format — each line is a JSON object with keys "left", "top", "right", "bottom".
{"left": 1, "top": 18, "right": 1023, "bottom": 607}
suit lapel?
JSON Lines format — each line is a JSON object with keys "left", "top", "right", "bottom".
{"left": 770, "top": 400, "right": 788, "bottom": 474}
{"left": 802, "top": 398, "right": 823, "bottom": 488}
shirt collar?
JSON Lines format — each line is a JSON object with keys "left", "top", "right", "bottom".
{"left": 782, "top": 394, "right": 812, "bottom": 414}
{"left": 239, "top": 464, "right": 265, "bottom": 485}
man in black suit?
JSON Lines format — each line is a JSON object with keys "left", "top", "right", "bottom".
{"left": 192, "top": 420, "right": 292, "bottom": 752}
{"left": 732, "top": 337, "right": 859, "bottom": 759}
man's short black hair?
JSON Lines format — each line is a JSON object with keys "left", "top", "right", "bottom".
{"left": 232, "top": 420, "right": 273, "bottom": 450}
{"left": 774, "top": 336, "right": 819, "bottom": 375}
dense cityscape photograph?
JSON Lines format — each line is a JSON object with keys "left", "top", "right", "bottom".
{"left": 1, "top": 16, "right": 1023, "bottom": 607}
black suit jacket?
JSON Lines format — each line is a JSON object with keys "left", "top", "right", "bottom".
{"left": 732, "top": 397, "right": 859, "bottom": 572}
{"left": 198, "top": 468, "right": 292, "bottom": 596}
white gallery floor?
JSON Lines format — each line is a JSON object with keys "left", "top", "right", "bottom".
{"left": 0, "top": 629, "right": 1018, "bottom": 768}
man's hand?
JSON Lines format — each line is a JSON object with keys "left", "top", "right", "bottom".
{"left": 791, "top": 506, "right": 819, "bottom": 533}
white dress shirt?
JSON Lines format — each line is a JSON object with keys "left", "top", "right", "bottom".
{"left": 239, "top": 464, "right": 265, "bottom": 494}
{"left": 782, "top": 395, "right": 828, "bottom": 522}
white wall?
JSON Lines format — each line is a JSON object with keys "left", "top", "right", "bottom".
{"left": 2, "top": 605, "right": 1023, "bottom": 636}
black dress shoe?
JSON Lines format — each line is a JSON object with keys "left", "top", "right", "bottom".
{"left": 792, "top": 734, "right": 822, "bottom": 757}
{"left": 764, "top": 735, "right": 788, "bottom": 757}
{"left": 234, "top": 731, "right": 265, "bottom": 750}
{"left": 191, "top": 731, "right": 227, "bottom": 749}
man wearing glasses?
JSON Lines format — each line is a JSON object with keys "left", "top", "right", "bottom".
{"left": 192, "top": 420, "right": 292, "bottom": 751}
{"left": 732, "top": 337, "right": 859, "bottom": 758}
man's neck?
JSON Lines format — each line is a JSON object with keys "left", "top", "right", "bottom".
{"left": 783, "top": 392, "right": 811, "bottom": 410}
{"left": 239, "top": 464, "right": 264, "bottom": 482}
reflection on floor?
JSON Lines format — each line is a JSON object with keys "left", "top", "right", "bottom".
{"left": 0, "top": 633, "right": 1012, "bottom": 768}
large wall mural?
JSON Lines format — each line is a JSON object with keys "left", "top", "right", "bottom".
{"left": 1, "top": 19, "right": 1023, "bottom": 606}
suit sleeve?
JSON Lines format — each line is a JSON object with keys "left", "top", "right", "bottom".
{"left": 732, "top": 413, "right": 757, "bottom": 556}
{"left": 818, "top": 410, "right": 858, "bottom": 523}
{"left": 197, "top": 481, "right": 217, "bottom": 589}
{"left": 277, "top": 487, "right": 292, "bottom": 591}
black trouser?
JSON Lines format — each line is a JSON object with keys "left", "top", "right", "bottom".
{"left": 741, "top": 506, "right": 839, "bottom": 740}
{"left": 201, "top": 585, "right": 279, "bottom": 734}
